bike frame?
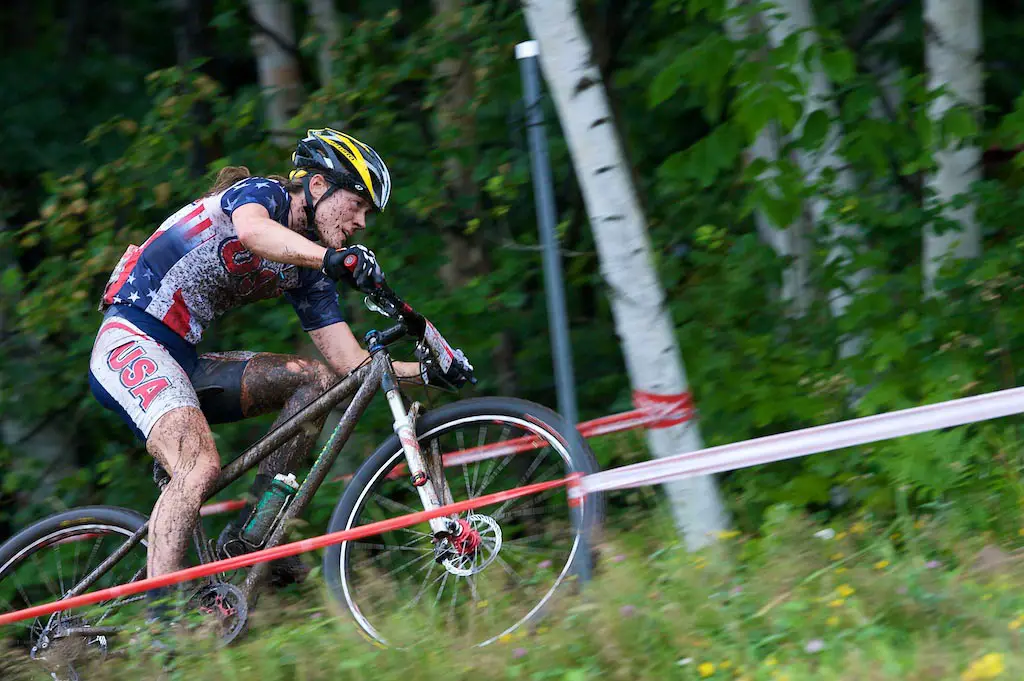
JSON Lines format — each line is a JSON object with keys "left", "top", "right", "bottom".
{"left": 65, "top": 325, "right": 455, "bottom": 606}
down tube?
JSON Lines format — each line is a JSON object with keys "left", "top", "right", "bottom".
{"left": 242, "top": 361, "right": 382, "bottom": 596}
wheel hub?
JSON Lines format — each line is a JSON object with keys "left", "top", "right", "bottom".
{"left": 438, "top": 514, "right": 502, "bottom": 577}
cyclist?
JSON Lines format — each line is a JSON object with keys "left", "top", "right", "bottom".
{"left": 88, "top": 128, "right": 464, "bottom": 600}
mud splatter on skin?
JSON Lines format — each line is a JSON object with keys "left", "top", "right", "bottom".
{"left": 240, "top": 353, "right": 337, "bottom": 475}
{"left": 146, "top": 407, "right": 220, "bottom": 576}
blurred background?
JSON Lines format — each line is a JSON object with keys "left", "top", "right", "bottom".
{"left": 3, "top": 0, "right": 1024, "bottom": 559}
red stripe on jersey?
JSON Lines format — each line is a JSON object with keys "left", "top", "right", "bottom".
{"left": 104, "top": 203, "right": 207, "bottom": 304}
{"left": 161, "top": 289, "right": 192, "bottom": 338}
{"left": 102, "top": 249, "right": 143, "bottom": 305}
{"left": 183, "top": 216, "right": 213, "bottom": 240}
{"left": 98, "top": 320, "right": 150, "bottom": 341}
{"left": 141, "top": 203, "right": 205, "bottom": 250}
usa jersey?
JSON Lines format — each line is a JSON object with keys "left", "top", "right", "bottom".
{"left": 100, "top": 177, "right": 343, "bottom": 344}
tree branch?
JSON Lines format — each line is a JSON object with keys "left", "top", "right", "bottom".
{"left": 848, "top": 0, "right": 913, "bottom": 51}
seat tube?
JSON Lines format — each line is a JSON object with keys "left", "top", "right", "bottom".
{"left": 381, "top": 364, "right": 449, "bottom": 534}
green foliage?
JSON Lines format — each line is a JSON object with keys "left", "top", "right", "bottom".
{"left": 7, "top": 516, "right": 1024, "bottom": 680}
{"left": 5, "top": 0, "right": 1024, "bottom": 544}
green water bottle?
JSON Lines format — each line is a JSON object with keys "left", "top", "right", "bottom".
{"left": 240, "top": 473, "right": 299, "bottom": 547}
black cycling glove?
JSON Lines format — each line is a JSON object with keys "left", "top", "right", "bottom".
{"left": 322, "top": 245, "right": 385, "bottom": 293}
{"left": 418, "top": 347, "right": 474, "bottom": 389}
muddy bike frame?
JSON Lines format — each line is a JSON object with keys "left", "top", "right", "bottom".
{"left": 63, "top": 318, "right": 457, "bottom": 607}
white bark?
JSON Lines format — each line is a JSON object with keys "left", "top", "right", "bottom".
{"left": 247, "top": 0, "right": 303, "bottom": 146}
{"left": 725, "top": 1, "right": 812, "bottom": 315}
{"left": 749, "top": 126, "right": 813, "bottom": 314}
{"left": 923, "top": 0, "right": 982, "bottom": 294}
{"left": 307, "top": 0, "right": 341, "bottom": 87}
{"left": 523, "top": 0, "right": 729, "bottom": 549}
{"left": 763, "top": 0, "right": 868, "bottom": 356}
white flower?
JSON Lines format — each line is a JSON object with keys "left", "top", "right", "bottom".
{"left": 814, "top": 528, "right": 836, "bottom": 540}
{"left": 676, "top": 658, "right": 693, "bottom": 666}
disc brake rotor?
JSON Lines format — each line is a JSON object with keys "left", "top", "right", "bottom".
{"left": 441, "top": 514, "right": 502, "bottom": 577}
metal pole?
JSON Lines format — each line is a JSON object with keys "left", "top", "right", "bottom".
{"left": 516, "top": 40, "right": 579, "bottom": 427}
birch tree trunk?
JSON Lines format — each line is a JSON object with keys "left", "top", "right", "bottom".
{"left": 523, "top": 0, "right": 729, "bottom": 549}
{"left": 922, "top": 0, "right": 982, "bottom": 295}
{"left": 762, "top": 0, "right": 868, "bottom": 356}
{"left": 307, "top": 0, "right": 340, "bottom": 87}
{"left": 725, "top": 1, "right": 812, "bottom": 315}
{"left": 247, "top": 0, "right": 303, "bottom": 147}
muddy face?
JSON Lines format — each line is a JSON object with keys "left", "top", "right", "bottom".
{"left": 314, "top": 189, "right": 371, "bottom": 249}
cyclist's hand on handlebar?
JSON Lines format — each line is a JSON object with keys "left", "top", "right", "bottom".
{"left": 418, "top": 347, "right": 475, "bottom": 389}
{"left": 322, "top": 245, "right": 385, "bottom": 293}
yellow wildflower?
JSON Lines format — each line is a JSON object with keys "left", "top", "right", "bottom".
{"left": 764, "top": 656, "right": 778, "bottom": 667}
{"left": 718, "top": 529, "right": 741, "bottom": 540}
{"left": 874, "top": 560, "right": 890, "bottom": 570}
{"left": 828, "top": 599, "right": 845, "bottom": 608}
{"left": 961, "top": 652, "right": 1005, "bottom": 681}
{"left": 1008, "top": 618, "right": 1021, "bottom": 632}
{"left": 698, "top": 662, "right": 716, "bottom": 677}
{"left": 835, "top": 567, "right": 848, "bottom": 575}
{"left": 476, "top": 600, "right": 489, "bottom": 609}
{"left": 830, "top": 552, "right": 845, "bottom": 561}
{"left": 498, "top": 634, "right": 513, "bottom": 644}
{"left": 1018, "top": 528, "right": 1024, "bottom": 537}
{"left": 836, "top": 531, "right": 848, "bottom": 540}
{"left": 851, "top": 521, "right": 867, "bottom": 534}
{"left": 837, "top": 584, "right": 855, "bottom": 598}
{"left": 827, "top": 615, "right": 840, "bottom": 627}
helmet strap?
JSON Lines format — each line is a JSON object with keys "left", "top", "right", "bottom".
{"left": 301, "top": 175, "right": 342, "bottom": 242}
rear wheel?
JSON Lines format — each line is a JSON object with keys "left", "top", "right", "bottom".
{"left": 0, "top": 506, "right": 149, "bottom": 681}
{"left": 323, "top": 397, "right": 600, "bottom": 648}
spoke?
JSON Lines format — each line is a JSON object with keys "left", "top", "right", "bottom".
{"left": 55, "top": 547, "right": 66, "bottom": 597}
{"left": 71, "top": 537, "right": 81, "bottom": 589}
{"left": 382, "top": 551, "right": 439, "bottom": 581}
{"left": 493, "top": 485, "right": 566, "bottom": 520}
{"left": 408, "top": 561, "right": 443, "bottom": 608}
{"left": 466, "top": 574, "right": 479, "bottom": 602}
{"left": 493, "top": 541, "right": 558, "bottom": 556}
{"left": 493, "top": 505, "right": 561, "bottom": 523}
{"left": 456, "top": 430, "right": 473, "bottom": 499}
{"left": 469, "top": 425, "right": 487, "bottom": 496}
{"left": 83, "top": 535, "right": 104, "bottom": 580}
{"left": 351, "top": 542, "right": 432, "bottom": 554}
{"left": 11, "top": 574, "right": 33, "bottom": 610}
{"left": 447, "top": 575, "right": 459, "bottom": 627}
{"left": 494, "top": 554, "right": 526, "bottom": 587}
{"left": 434, "top": 571, "right": 450, "bottom": 606}
{"left": 372, "top": 492, "right": 420, "bottom": 516}
{"left": 30, "top": 553, "right": 59, "bottom": 598}
{"left": 473, "top": 425, "right": 512, "bottom": 496}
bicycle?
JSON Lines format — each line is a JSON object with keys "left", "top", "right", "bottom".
{"left": 0, "top": 284, "right": 601, "bottom": 680}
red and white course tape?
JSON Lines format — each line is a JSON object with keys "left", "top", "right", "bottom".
{"left": 8, "top": 385, "right": 1024, "bottom": 626}
{"left": 580, "top": 386, "right": 1024, "bottom": 495}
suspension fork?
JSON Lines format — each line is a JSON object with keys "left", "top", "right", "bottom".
{"left": 378, "top": 358, "right": 453, "bottom": 536}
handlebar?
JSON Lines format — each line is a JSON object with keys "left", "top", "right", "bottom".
{"left": 362, "top": 283, "right": 476, "bottom": 386}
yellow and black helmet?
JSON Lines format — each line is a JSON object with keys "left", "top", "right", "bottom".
{"left": 290, "top": 128, "right": 392, "bottom": 212}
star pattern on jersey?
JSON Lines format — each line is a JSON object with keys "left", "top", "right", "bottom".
{"left": 113, "top": 269, "right": 160, "bottom": 311}
{"left": 222, "top": 177, "right": 288, "bottom": 220}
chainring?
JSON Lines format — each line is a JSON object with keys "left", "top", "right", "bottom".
{"left": 186, "top": 582, "right": 249, "bottom": 645}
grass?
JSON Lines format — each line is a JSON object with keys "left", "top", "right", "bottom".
{"left": 5, "top": 501, "right": 1024, "bottom": 680}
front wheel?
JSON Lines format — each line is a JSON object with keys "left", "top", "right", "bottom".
{"left": 322, "top": 397, "right": 600, "bottom": 648}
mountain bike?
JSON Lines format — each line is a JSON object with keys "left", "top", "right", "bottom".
{"left": 0, "top": 284, "right": 600, "bottom": 680}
